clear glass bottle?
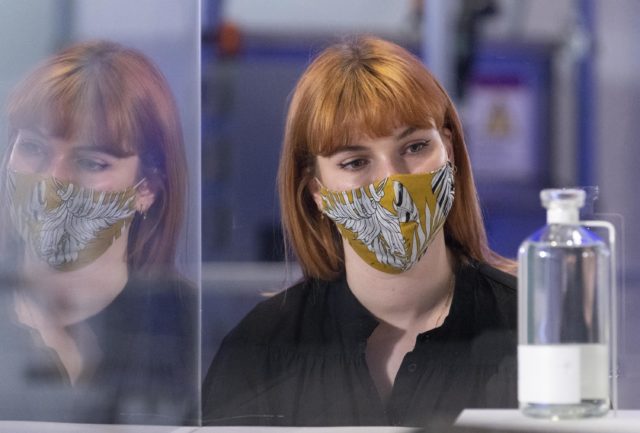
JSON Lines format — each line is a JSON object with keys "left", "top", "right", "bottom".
{"left": 518, "top": 189, "right": 610, "bottom": 419}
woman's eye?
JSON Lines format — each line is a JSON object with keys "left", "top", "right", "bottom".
{"left": 76, "top": 158, "right": 110, "bottom": 172}
{"left": 16, "top": 140, "right": 45, "bottom": 157}
{"left": 338, "top": 158, "right": 368, "bottom": 171}
{"left": 405, "top": 140, "right": 429, "bottom": 154}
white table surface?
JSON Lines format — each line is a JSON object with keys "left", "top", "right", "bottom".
{"left": 4, "top": 411, "right": 640, "bottom": 433}
{"left": 456, "top": 409, "right": 640, "bottom": 432}
{"left": 0, "top": 423, "right": 418, "bottom": 433}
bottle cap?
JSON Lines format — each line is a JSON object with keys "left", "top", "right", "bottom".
{"left": 540, "top": 189, "right": 585, "bottom": 224}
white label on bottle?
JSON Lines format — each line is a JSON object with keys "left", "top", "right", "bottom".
{"left": 518, "top": 345, "right": 580, "bottom": 404}
{"left": 518, "top": 344, "right": 609, "bottom": 404}
{"left": 580, "top": 344, "right": 609, "bottom": 399}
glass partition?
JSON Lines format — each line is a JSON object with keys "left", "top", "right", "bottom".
{"left": 0, "top": 0, "right": 200, "bottom": 425}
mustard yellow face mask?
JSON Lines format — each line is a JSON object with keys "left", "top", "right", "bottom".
{"left": 319, "top": 162, "right": 455, "bottom": 274}
{"left": 6, "top": 170, "right": 138, "bottom": 271}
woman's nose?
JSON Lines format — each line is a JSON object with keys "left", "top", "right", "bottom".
{"left": 377, "top": 156, "right": 407, "bottom": 180}
{"left": 45, "top": 157, "right": 73, "bottom": 182}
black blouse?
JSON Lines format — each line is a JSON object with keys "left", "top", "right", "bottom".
{"left": 202, "top": 260, "right": 517, "bottom": 427}
{"left": 0, "top": 275, "right": 198, "bottom": 425}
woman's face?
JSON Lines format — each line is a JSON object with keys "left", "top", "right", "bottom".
{"left": 6, "top": 127, "right": 156, "bottom": 274}
{"left": 8, "top": 128, "right": 140, "bottom": 191}
{"left": 313, "top": 126, "right": 452, "bottom": 192}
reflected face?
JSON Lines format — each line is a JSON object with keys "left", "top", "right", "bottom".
{"left": 314, "top": 126, "right": 452, "bottom": 191}
{"left": 6, "top": 129, "right": 150, "bottom": 271}
{"left": 8, "top": 129, "right": 140, "bottom": 191}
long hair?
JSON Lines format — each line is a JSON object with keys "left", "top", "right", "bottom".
{"left": 0, "top": 40, "right": 187, "bottom": 276}
{"left": 278, "top": 36, "right": 514, "bottom": 280}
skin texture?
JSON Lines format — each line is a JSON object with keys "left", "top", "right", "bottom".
{"left": 310, "top": 126, "right": 458, "bottom": 402}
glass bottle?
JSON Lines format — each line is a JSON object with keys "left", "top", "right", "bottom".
{"left": 518, "top": 189, "right": 610, "bottom": 419}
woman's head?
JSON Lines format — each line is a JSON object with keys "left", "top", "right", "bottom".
{"left": 279, "top": 35, "right": 503, "bottom": 280}
{"left": 1, "top": 40, "right": 186, "bottom": 275}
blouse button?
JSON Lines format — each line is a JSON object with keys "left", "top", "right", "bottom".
{"left": 407, "top": 363, "right": 418, "bottom": 373}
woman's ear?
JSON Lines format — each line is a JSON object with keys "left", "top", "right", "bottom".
{"left": 308, "top": 177, "right": 325, "bottom": 212}
{"left": 442, "top": 128, "right": 455, "bottom": 165}
{"left": 135, "top": 180, "right": 156, "bottom": 213}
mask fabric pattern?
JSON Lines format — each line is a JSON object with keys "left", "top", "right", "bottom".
{"left": 320, "top": 162, "right": 455, "bottom": 274}
{"left": 6, "top": 170, "right": 137, "bottom": 271}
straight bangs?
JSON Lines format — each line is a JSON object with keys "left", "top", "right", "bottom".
{"left": 7, "top": 60, "right": 137, "bottom": 158}
{"left": 305, "top": 51, "right": 449, "bottom": 157}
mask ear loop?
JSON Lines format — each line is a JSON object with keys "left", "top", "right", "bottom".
{"left": 446, "top": 160, "right": 458, "bottom": 175}
{"left": 313, "top": 176, "right": 325, "bottom": 188}
{"left": 132, "top": 177, "right": 146, "bottom": 190}
{"left": 132, "top": 178, "right": 148, "bottom": 219}
{"left": 313, "top": 177, "right": 327, "bottom": 220}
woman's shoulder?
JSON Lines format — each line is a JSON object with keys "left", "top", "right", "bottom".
{"left": 123, "top": 272, "right": 198, "bottom": 308}
{"left": 459, "top": 260, "right": 517, "bottom": 329}
{"left": 93, "top": 271, "right": 198, "bottom": 336}
{"left": 129, "top": 271, "right": 197, "bottom": 292}
{"left": 223, "top": 278, "right": 334, "bottom": 346}
{"left": 475, "top": 262, "right": 517, "bottom": 293}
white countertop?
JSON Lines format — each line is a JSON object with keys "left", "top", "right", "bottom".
{"left": 0, "top": 423, "right": 418, "bottom": 433}
{"left": 2, "top": 411, "right": 640, "bottom": 433}
{"left": 456, "top": 409, "right": 640, "bottom": 432}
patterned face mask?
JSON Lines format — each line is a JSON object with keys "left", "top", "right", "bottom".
{"left": 6, "top": 170, "right": 139, "bottom": 271}
{"left": 319, "top": 161, "right": 455, "bottom": 274}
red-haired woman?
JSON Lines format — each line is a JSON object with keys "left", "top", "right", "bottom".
{"left": 203, "top": 35, "right": 517, "bottom": 427}
{"left": 0, "top": 41, "right": 197, "bottom": 424}
{"left": 203, "top": 37, "right": 516, "bottom": 426}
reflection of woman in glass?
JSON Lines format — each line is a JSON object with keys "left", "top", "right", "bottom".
{"left": 0, "top": 41, "right": 197, "bottom": 424}
{"left": 203, "top": 36, "right": 517, "bottom": 427}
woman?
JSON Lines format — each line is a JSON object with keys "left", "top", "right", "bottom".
{"left": 202, "top": 36, "right": 517, "bottom": 427}
{"left": 0, "top": 41, "right": 197, "bottom": 424}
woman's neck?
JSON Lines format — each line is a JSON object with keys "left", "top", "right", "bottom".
{"left": 14, "top": 292, "right": 101, "bottom": 385}
{"left": 18, "top": 234, "right": 129, "bottom": 328}
{"left": 344, "top": 230, "right": 455, "bottom": 331}
{"left": 14, "top": 235, "right": 129, "bottom": 384}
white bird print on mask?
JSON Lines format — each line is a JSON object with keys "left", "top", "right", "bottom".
{"left": 7, "top": 172, "right": 135, "bottom": 268}
{"left": 39, "top": 179, "right": 136, "bottom": 266}
{"left": 321, "top": 178, "right": 427, "bottom": 270}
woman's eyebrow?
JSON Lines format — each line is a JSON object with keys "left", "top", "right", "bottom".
{"left": 395, "top": 127, "right": 418, "bottom": 140}
{"left": 17, "top": 129, "right": 47, "bottom": 142}
{"left": 73, "top": 145, "right": 134, "bottom": 158}
{"left": 324, "top": 145, "right": 369, "bottom": 158}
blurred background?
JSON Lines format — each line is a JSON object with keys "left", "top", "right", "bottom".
{"left": 201, "top": 0, "right": 640, "bottom": 409}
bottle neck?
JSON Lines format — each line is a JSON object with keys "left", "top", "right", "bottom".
{"left": 547, "top": 207, "right": 580, "bottom": 225}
